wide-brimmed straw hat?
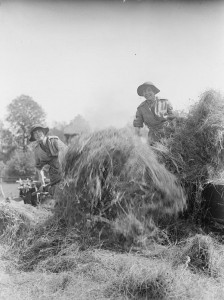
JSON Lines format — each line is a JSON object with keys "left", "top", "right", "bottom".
{"left": 137, "top": 81, "right": 160, "bottom": 96}
{"left": 29, "top": 124, "right": 49, "bottom": 142}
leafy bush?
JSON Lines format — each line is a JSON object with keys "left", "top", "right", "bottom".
{"left": 4, "top": 150, "right": 36, "bottom": 179}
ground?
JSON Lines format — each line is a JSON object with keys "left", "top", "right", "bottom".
{"left": 1, "top": 184, "right": 224, "bottom": 299}
{"left": 0, "top": 244, "right": 30, "bottom": 300}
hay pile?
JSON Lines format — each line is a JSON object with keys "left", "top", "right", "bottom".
{"left": 54, "top": 127, "right": 185, "bottom": 242}
{"left": 0, "top": 202, "right": 35, "bottom": 246}
{"left": 172, "top": 234, "right": 224, "bottom": 278}
{"left": 0, "top": 200, "right": 51, "bottom": 249}
{"left": 154, "top": 90, "right": 224, "bottom": 216}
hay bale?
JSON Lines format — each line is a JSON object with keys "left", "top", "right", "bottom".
{"left": 55, "top": 128, "right": 186, "bottom": 238}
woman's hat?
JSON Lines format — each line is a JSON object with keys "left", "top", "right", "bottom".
{"left": 29, "top": 124, "right": 49, "bottom": 142}
{"left": 137, "top": 81, "right": 160, "bottom": 96}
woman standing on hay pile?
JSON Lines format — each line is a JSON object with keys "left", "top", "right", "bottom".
{"left": 133, "top": 81, "right": 175, "bottom": 143}
{"left": 29, "top": 124, "right": 67, "bottom": 196}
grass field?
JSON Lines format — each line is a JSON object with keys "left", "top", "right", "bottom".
{"left": 0, "top": 182, "right": 19, "bottom": 199}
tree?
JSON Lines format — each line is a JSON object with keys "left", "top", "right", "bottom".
{"left": 49, "top": 121, "right": 67, "bottom": 143}
{"left": 4, "top": 150, "right": 36, "bottom": 180}
{"left": 63, "top": 115, "right": 91, "bottom": 144}
{"left": 6, "top": 95, "right": 46, "bottom": 151}
{"left": 0, "top": 121, "right": 16, "bottom": 162}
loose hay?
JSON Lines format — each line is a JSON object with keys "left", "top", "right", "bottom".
{"left": 36, "top": 242, "right": 80, "bottom": 273}
{"left": 54, "top": 127, "right": 186, "bottom": 244}
{"left": 173, "top": 234, "right": 224, "bottom": 277}
{"left": 104, "top": 259, "right": 174, "bottom": 300}
{"left": 18, "top": 216, "right": 68, "bottom": 271}
{"left": 153, "top": 90, "right": 224, "bottom": 220}
{"left": 0, "top": 202, "right": 36, "bottom": 246}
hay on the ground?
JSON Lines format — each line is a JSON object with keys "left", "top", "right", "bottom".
{"left": 0, "top": 202, "right": 36, "bottom": 246}
{"left": 173, "top": 234, "right": 224, "bottom": 277}
{"left": 104, "top": 258, "right": 174, "bottom": 300}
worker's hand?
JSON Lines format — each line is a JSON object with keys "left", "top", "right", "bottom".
{"left": 167, "top": 115, "right": 175, "bottom": 120}
{"left": 159, "top": 112, "right": 168, "bottom": 120}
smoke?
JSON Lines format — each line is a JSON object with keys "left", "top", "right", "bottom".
{"left": 84, "top": 85, "right": 137, "bottom": 130}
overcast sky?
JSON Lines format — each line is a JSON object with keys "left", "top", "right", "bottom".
{"left": 0, "top": 0, "right": 224, "bottom": 129}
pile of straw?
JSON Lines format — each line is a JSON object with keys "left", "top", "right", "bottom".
{"left": 54, "top": 128, "right": 186, "bottom": 240}
{"left": 173, "top": 234, "right": 224, "bottom": 277}
{"left": 154, "top": 90, "right": 224, "bottom": 215}
{"left": 0, "top": 202, "right": 34, "bottom": 246}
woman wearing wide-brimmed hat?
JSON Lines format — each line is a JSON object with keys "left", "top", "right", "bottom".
{"left": 29, "top": 124, "right": 67, "bottom": 195}
{"left": 133, "top": 81, "right": 175, "bottom": 142}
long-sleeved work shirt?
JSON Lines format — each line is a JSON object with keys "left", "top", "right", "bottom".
{"left": 133, "top": 99, "right": 173, "bottom": 129}
{"left": 133, "top": 98, "right": 174, "bottom": 141}
{"left": 34, "top": 136, "right": 67, "bottom": 183}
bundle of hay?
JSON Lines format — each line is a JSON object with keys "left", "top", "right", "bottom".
{"left": 54, "top": 128, "right": 186, "bottom": 241}
{"left": 0, "top": 202, "right": 34, "bottom": 246}
{"left": 0, "top": 201, "right": 51, "bottom": 249}
{"left": 154, "top": 90, "right": 224, "bottom": 215}
{"left": 173, "top": 234, "right": 224, "bottom": 278}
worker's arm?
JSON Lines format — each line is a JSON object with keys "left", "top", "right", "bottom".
{"left": 35, "top": 168, "right": 46, "bottom": 192}
{"left": 134, "top": 127, "right": 148, "bottom": 144}
{"left": 133, "top": 108, "right": 144, "bottom": 135}
{"left": 37, "top": 169, "right": 45, "bottom": 185}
